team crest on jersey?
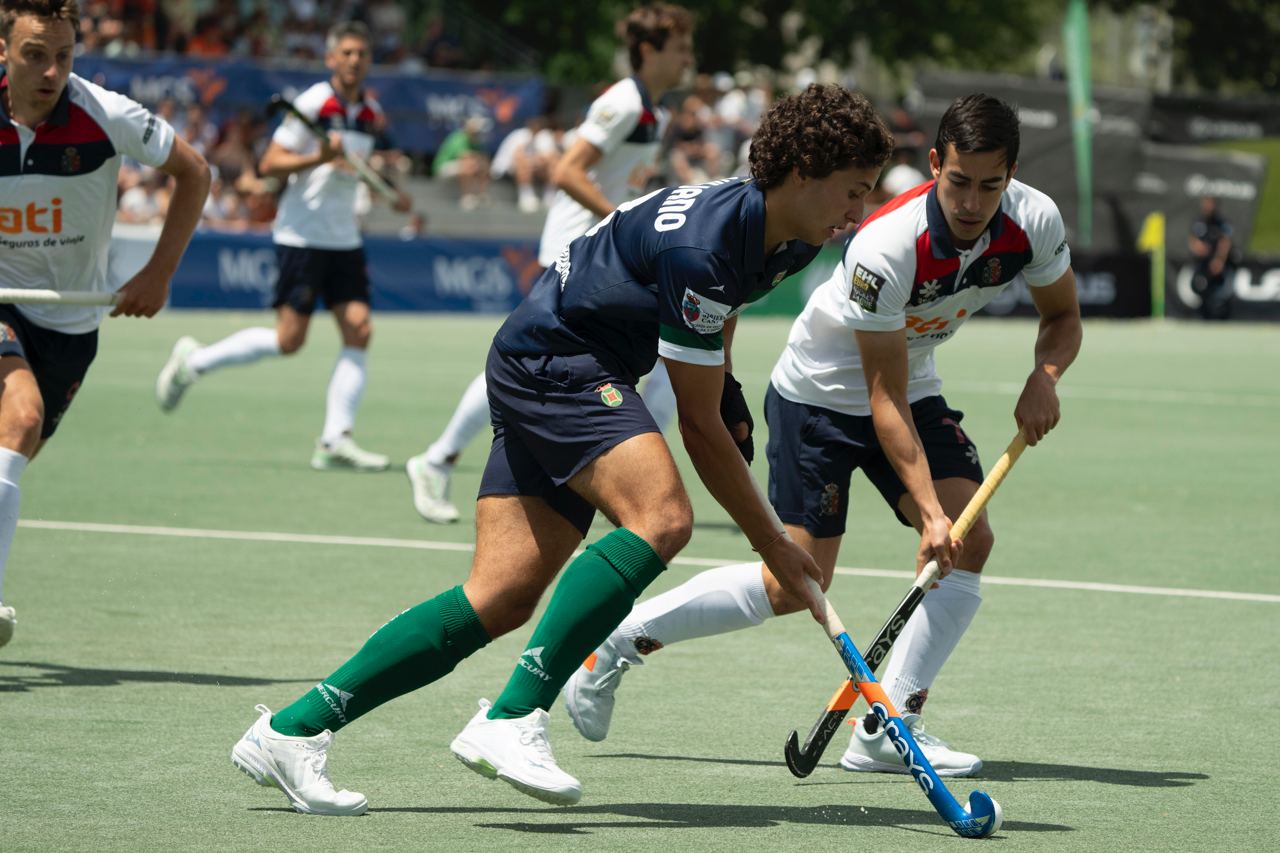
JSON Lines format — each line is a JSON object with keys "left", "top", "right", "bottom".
{"left": 819, "top": 483, "right": 840, "bottom": 516}
{"left": 849, "top": 263, "right": 885, "bottom": 311}
{"left": 680, "top": 287, "right": 731, "bottom": 335}
{"left": 61, "top": 147, "right": 81, "bottom": 174}
{"left": 598, "top": 383, "right": 623, "bottom": 408}
{"left": 982, "top": 257, "right": 1002, "bottom": 285}
{"left": 0, "top": 324, "right": 17, "bottom": 345}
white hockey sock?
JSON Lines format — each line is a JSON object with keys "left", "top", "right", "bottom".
{"left": 187, "top": 327, "right": 281, "bottom": 374}
{"left": 614, "top": 561, "right": 774, "bottom": 661}
{"left": 425, "top": 371, "right": 489, "bottom": 467}
{"left": 320, "top": 347, "right": 368, "bottom": 446}
{"left": 641, "top": 361, "right": 677, "bottom": 433}
{"left": 0, "top": 448, "right": 29, "bottom": 600}
{"left": 880, "top": 569, "right": 983, "bottom": 713}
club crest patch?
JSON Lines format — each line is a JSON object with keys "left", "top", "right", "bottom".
{"left": 0, "top": 323, "right": 17, "bottom": 345}
{"left": 849, "top": 263, "right": 885, "bottom": 311}
{"left": 61, "top": 147, "right": 81, "bottom": 174}
{"left": 819, "top": 483, "right": 840, "bottom": 516}
{"left": 981, "top": 257, "right": 1002, "bottom": 285}
{"left": 598, "top": 383, "right": 623, "bottom": 408}
{"left": 679, "top": 287, "right": 731, "bottom": 335}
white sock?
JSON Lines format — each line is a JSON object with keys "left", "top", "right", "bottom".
{"left": 0, "top": 448, "right": 29, "bottom": 601}
{"left": 187, "top": 327, "right": 281, "bottom": 374}
{"left": 614, "top": 561, "right": 774, "bottom": 661}
{"left": 880, "top": 569, "right": 982, "bottom": 713}
{"left": 321, "top": 347, "right": 368, "bottom": 446}
{"left": 641, "top": 361, "right": 677, "bottom": 433}
{"left": 425, "top": 371, "right": 489, "bottom": 467}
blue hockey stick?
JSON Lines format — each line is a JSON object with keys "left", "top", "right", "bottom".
{"left": 803, "top": 576, "right": 1004, "bottom": 839}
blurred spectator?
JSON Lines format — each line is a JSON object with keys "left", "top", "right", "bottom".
{"left": 1188, "top": 196, "right": 1235, "bottom": 320}
{"left": 186, "top": 14, "right": 229, "bottom": 57}
{"left": 201, "top": 168, "right": 252, "bottom": 231}
{"left": 433, "top": 116, "right": 491, "bottom": 210}
{"left": 176, "top": 103, "right": 219, "bottom": 158}
{"left": 399, "top": 212, "right": 429, "bottom": 241}
{"left": 417, "top": 15, "right": 468, "bottom": 69}
{"left": 669, "top": 95, "right": 723, "bottom": 186}
{"left": 208, "top": 115, "right": 259, "bottom": 185}
{"left": 490, "top": 116, "right": 562, "bottom": 213}
{"left": 365, "top": 0, "right": 407, "bottom": 64}
{"left": 879, "top": 147, "right": 928, "bottom": 198}
{"left": 118, "top": 169, "right": 172, "bottom": 225}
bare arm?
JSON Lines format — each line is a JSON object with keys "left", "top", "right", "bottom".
{"left": 664, "top": 356, "right": 823, "bottom": 620}
{"left": 551, "top": 136, "right": 613, "bottom": 220}
{"left": 1018, "top": 268, "right": 1083, "bottom": 445}
{"left": 112, "top": 136, "right": 211, "bottom": 318}
{"left": 856, "top": 327, "right": 957, "bottom": 573}
{"left": 258, "top": 135, "right": 341, "bottom": 181}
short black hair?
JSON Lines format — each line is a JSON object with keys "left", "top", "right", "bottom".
{"left": 0, "top": 0, "right": 80, "bottom": 39}
{"left": 934, "top": 93, "right": 1020, "bottom": 171}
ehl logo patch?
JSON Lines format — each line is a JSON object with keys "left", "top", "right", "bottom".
{"left": 682, "top": 292, "right": 701, "bottom": 324}
{"left": 982, "top": 257, "right": 1002, "bottom": 284}
{"left": 598, "top": 383, "right": 623, "bottom": 408}
{"left": 61, "top": 147, "right": 81, "bottom": 174}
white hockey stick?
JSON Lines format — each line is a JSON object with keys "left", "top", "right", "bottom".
{"left": 0, "top": 289, "right": 118, "bottom": 306}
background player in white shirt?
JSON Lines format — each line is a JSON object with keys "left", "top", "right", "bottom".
{"left": 0, "top": 0, "right": 210, "bottom": 648}
{"left": 565, "top": 94, "right": 1084, "bottom": 777}
{"left": 154, "top": 21, "right": 411, "bottom": 472}
{"left": 405, "top": 4, "right": 694, "bottom": 524}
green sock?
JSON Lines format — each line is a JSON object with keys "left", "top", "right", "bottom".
{"left": 271, "top": 585, "right": 490, "bottom": 736}
{"left": 489, "top": 528, "right": 666, "bottom": 720}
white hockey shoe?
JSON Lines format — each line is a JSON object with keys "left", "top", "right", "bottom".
{"left": 450, "top": 698, "right": 582, "bottom": 805}
{"left": 561, "top": 637, "right": 638, "bottom": 742}
{"left": 406, "top": 453, "right": 460, "bottom": 523}
{"left": 839, "top": 713, "right": 982, "bottom": 777}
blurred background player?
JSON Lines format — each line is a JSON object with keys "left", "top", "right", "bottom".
{"left": 564, "top": 93, "right": 1083, "bottom": 779}
{"left": 229, "top": 84, "right": 893, "bottom": 815}
{"left": 1188, "top": 195, "right": 1235, "bottom": 320}
{"left": 154, "top": 20, "right": 411, "bottom": 472}
{"left": 405, "top": 3, "right": 695, "bottom": 524}
{"left": 0, "top": 0, "right": 209, "bottom": 648}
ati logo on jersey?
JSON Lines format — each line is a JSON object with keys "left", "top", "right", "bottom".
{"left": 0, "top": 199, "right": 63, "bottom": 234}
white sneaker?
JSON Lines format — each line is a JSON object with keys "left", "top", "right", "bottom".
{"left": 450, "top": 698, "right": 582, "bottom": 805}
{"left": 0, "top": 603, "right": 15, "bottom": 649}
{"left": 561, "top": 637, "right": 638, "bottom": 742}
{"left": 406, "top": 454, "right": 460, "bottom": 523}
{"left": 156, "top": 336, "right": 200, "bottom": 412}
{"left": 310, "top": 436, "right": 390, "bottom": 472}
{"left": 839, "top": 713, "right": 982, "bottom": 777}
{"left": 230, "top": 704, "right": 368, "bottom": 816}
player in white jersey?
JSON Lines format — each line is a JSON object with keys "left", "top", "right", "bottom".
{"left": 405, "top": 4, "right": 694, "bottom": 525}
{"left": 155, "top": 21, "right": 411, "bottom": 472}
{"left": 0, "top": 0, "right": 210, "bottom": 649}
{"left": 565, "top": 94, "right": 1084, "bottom": 776}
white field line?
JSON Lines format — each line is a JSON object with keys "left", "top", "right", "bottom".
{"left": 945, "top": 379, "right": 1280, "bottom": 409}
{"left": 19, "top": 519, "right": 1280, "bottom": 604}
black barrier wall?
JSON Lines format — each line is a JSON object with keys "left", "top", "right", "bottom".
{"left": 978, "top": 252, "right": 1152, "bottom": 319}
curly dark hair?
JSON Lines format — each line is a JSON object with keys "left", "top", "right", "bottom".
{"left": 1, "top": 0, "right": 79, "bottom": 37}
{"left": 749, "top": 84, "right": 894, "bottom": 191}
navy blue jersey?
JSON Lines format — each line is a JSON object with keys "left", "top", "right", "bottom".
{"left": 495, "top": 177, "right": 821, "bottom": 383}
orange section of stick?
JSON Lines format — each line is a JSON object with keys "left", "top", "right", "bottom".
{"left": 827, "top": 679, "right": 857, "bottom": 712}
{"left": 854, "top": 678, "right": 901, "bottom": 718}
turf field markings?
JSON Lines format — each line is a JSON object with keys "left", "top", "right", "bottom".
{"left": 18, "top": 519, "right": 1280, "bottom": 603}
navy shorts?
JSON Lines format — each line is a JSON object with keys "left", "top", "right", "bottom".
{"left": 479, "top": 347, "right": 660, "bottom": 536}
{"left": 0, "top": 304, "right": 98, "bottom": 439}
{"left": 765, "top": 384, "right": 983, "bottom": 538}
{"left": 273, "top": 245, "right": 371, "bottom": 314}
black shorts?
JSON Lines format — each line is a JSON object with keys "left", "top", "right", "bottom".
{"left": 764, "top": 384, "right": 983, "bottom": 538}
{"left": 272, "top": 245, "right": 371, "bottom": 314}
{"left": 0, "top": 304, "right": 98, "bottom": 439}
{"left": 479, "top": 347, "right": 660, "bottom": 536}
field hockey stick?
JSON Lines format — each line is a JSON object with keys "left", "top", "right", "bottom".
{"left": 0, "top": 289, "right": 118, "bottom": 306}
{"left": 265, "top": 94, "right": 402, "bottom": 203}
{"left": 785, "top": 431, "right": 1028, "bottom": 778}
{"left": 802, "top": 574, "right": 1004, "bottom": 838}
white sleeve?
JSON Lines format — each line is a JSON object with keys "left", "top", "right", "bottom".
{"left": 1022, "top": 194, "right": 1072, "bottom": 286}
{"left": 271, "top": 86, "right": 324, "bottom": 153}
{"left": 838, "top": 221, "right": 914, "bottom": 332}
{"left": 574, "top": 82, "right": 642, "bottom": 156}
{"left": 94, "top": 86, "right": 174, "bottom": 168}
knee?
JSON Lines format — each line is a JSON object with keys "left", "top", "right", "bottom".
{"left": 277, "top": 332, "right": 306, "bottom": 355}
{"left": 961, "top": 521, "right": 994, "bottom": 570}
{"left": 646, "top": 498, "right": 693, "bottom": 562}
{"left": 5, "top": 400, "right": 44, "bottom": 450}
{"left": 344, "top": 322, "right": 372, "bottom": 349}
{"left": 468, "top": 581, "right": 543, "bottom": 639}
